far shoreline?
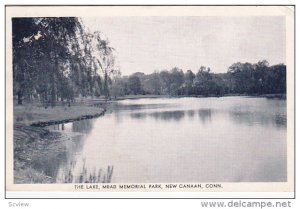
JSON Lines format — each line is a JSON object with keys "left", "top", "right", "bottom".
{"left": 110, "top": 93, "right": 286, "bottom": 101}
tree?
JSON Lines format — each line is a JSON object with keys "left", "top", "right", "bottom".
{"left": 93, "top": 31, "right": 119, "bottom": 100}
{"left": 158, "top": 67, "right": 184, "bottom": 95}
{"left": 159, "top": 70, "right": 172, "bottom": 94}
{"left": 193, "top": 66, "right": 213, "bottom": 96}
{"left": 12, "top": 17, "right": 83, "bottom": 106}
{"left": 182, "top": 70, "right": 195, "bottom": 95}
{"left": 143, "top": 72, "right": 162, "bottom": 95}
{"left": 169, "top": 67, "right": 184, "bottom": 95}
{"left": 13, "top": 17, "right": 123, "bottom": 107}
{"left": 128, "top": 75, "right": 142, "bottom": 95}
{"left": 227, "top": 60, "right": 285, "bottom": 95}
{"left": 13, "top": 18, "right": 40, "bottom": 105}
{"left": 110, "top": 76, "right": 127, "bottom": 98}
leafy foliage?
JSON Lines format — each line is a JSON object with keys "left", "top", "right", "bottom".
{"left": 12, "top": 17, "right": 118, "bottom": 106}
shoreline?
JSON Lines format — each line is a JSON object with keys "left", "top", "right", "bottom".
{"left": 14, "top": 104, "right": 106, "bottom": 127}
{"left": 111, "top": 93, "right": 286, "bottom": 101}
{"left": 13, "top": 103, "right": 107, "bottom": 183}
{"left": 30, "top": 109, "right": 106, "bottom": 127}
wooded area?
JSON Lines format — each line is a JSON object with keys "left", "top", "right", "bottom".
{"left": 13, "top": 17, "right": 286, "bottom": 107}
{"left": 111, "top": 61, "right": 286, "bottom": 97}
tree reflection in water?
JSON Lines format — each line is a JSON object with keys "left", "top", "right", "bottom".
{"left": 130, "top": 108, "right": 214, "bottom": 124}
{"left": 72, "top": 119, "right": 95, "bottom": 133}
{"left": 149, "top": 111, "right": 185, "bottom": 121}
{"left": 197, "top": 109, "right": 213, "bottom": 124}
{"left": 229, "top": 110, "right": 287, "bottom": 129}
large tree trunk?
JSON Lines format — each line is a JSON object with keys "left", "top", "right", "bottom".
{"left": 50, "top": 69, "right": 56, "bottom": 107}
{"left": 51, "top": 82, "right": 56, "bottom": 107}
{"left": 17, "top": 90, "right": 23, "bottom": 105}
{"left": 50, "top": 59, "right": 59, "bottom": 107}
{"left": 104, "top": 72, "right": 110, "bottom": 100}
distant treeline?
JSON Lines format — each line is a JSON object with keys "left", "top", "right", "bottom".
{"left": 110, "top": 60, "right": 286, "bottom": 97}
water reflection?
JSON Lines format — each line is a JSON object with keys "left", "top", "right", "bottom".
{"left": 72, "top": 120, "right": 95, "bottom": 133}
{"left": 35, "top": 119, "right": 101, "bottom": 183}
{"left": 111, "top": 103, "right": 170, "bottom": 112}
{"left": 130, "top": 112, "right": 147, "bottom": 119}
{"left": 187, "top": 110, "right": 195, "bottom": 118}
{"left": 275, "top": 113, "right": 287, "bottom": 127}
{"left": 128, "top": 105, "right": 286, "bottom": 128}
{"left": 50, "top": 123, "right": 65, "bottom": 131}
{"left": 229, "top": 110, "right": 287, "bottom": 129}
{"left": 48, "top": 119, "right": 95, "bottom": 134}
{"left": 130, "top": 108, "right": 214, "bottom": 124}
{"left": 198, "top": 109, "right": 213, "bottom": 124}
{"left": 149, "top": 111, "right": 185, "bottom": 121}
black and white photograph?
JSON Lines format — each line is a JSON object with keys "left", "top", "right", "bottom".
{"left": 5, "top": 5, "right": 294, "bottom": 197}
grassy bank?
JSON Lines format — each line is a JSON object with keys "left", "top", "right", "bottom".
{"left": 14, "top": 104, "right": 106, "bottom": 126}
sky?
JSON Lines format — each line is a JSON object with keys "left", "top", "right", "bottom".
{"left": 82, "top": 16, "right": 285, "bottom": 76}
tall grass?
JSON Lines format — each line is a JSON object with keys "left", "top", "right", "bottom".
{"left": 59, "top": 160, "right": 114, "bottom": 183}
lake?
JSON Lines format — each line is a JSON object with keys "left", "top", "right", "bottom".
{"left": 45, "top": 96, "right": 287, "bottom": 183}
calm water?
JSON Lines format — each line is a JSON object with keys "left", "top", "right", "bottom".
{"left": 44, "top": 96, "right": 287, "bottom": 183}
